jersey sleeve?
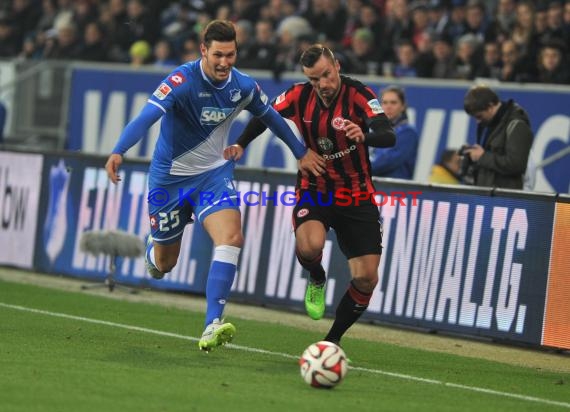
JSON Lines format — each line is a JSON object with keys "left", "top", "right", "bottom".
{"left": 147, "top": 68, "right": 190, "bottom": 112}
{"left": 354, "top": 85, "right": 385, "bottom": 121}
{"left": 272, "top": 85, "right": 300, "bottom": 118}
{"left": 245, "top": 82, "right": 272, "bottom": 117}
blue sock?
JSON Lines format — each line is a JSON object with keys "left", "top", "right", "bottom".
{"left": 205, "top": 260, "right": 236, "bottom": 326}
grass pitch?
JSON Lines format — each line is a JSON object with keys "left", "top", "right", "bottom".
{"left": 0, "top": 276, "right": 569, "bottom": 412}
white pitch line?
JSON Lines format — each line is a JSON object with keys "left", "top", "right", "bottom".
{"left": 1, "top": 302, "right": 569, "bottom": 409}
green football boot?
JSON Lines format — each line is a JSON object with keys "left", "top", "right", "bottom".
{"left": 198, "top": 318, "right": 236, "bottom": 352}
{"left": 304, "top": 282, "right": 325, "bottom": 320}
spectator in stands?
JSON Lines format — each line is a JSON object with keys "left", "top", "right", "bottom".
{"left": 242, "top": 19, "right": 278, "bottom": 71}
{"left": 180, "top": 34, "right": 200, "bottom": 62}
{"left": 464, "top": 0, "right": 488, "bottom": 43}
{"left": 427, "top": 0, "right": 451, "bottom": 35}
{"left": 429, "top": 149, "right": 462, "bottom": 184}
{"left": 462, "top": 85, "right": 533, "bottom": 189}
{"left": 341, "top": 0, "right": 364, "bottom": 48}
{"left": 303, "top": 0, "right": 347, "bottom": 43}
{"left": 343, "top": 27, "right": 381, "bottom": 75}
{"left": 537, "top": 39, "right": 569, "bottom": 84}
{"left": 152, "top": 39, "right": 179, "bottom": 67}
{"left": 359, "top": 2, "right": 389, "bottom": 60}
{"left": 431, "top": 33, "right": 455, "bottom": 78}
{"left": 36, "top": 0, "right": 59, "bottom": 35}
{"left": 511, "top": 0, "right": 538, "bottom": 60}
{"left": 452, "top": 33, "right": 481, "bottom": 79}
{"left": 534, "top": 2, "right": 550, "bottom": 44}
{"left": 486, "top": 0, "right": 516, "bottom": 42}
{"left": 409, "top": 2, "right": 432, "bottom": 52}
{"left": 385, "top": 0, "right": 413, "bottom": 55}
{"left": 11, "top": 0, "right": 42, "bottom": 51}
{"left": 234, "top": 19, "right": 254, "bottom": 62}
{"left": 43, "top": 21, "right": 81, "bottom": 59}
{"left": 393, "top": 39, "right": 418, "bottom": 78}
{"left": 123, "top": 0, "right": 160, "bottom": 47}
{"left": 77, "top": 21, "right": 108, "bottom": 62}
{"left": 0, "top": 17, "right": 20, "bottom": 57}
{"left": 71, "top": 0, "right": 98, "bottom": 40}
{"left": 499, "top": 38, "right": 534, "bottom": 82}
{"left": 474, "top": 41, "right": 502, "bottom": 79}
{"left": 446, "top": 0, "right": 468, "bottom": 41}
{"left": 545, "top": 0, "right": 568, "bottom": 44}
{"left": 370, "top": 85, "right": 418, "bottom": 179}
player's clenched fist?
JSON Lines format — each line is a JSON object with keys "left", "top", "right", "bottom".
{"left": 223, "top": 144, "right": 244, "bottom": 161}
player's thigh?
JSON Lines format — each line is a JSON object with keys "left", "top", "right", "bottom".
{"left": 193, "top": 162, "right": 240, "bottom": 224}
{"left": 293, "top": 192, "right": 331, "bottom": 253}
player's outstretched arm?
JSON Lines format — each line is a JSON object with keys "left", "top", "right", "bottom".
{"left": 105, "top": 103, "right": 164, "bottom": 184}
{"left": 259, "top": 107, "right": 326, "bottom": 175}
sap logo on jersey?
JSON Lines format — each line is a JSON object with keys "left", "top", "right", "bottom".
{"left": 200, "top": 107, "right": 233, "bottom": 125}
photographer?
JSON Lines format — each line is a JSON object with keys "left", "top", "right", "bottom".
{"left": 462, "top": 85, "right": 533, "bottom": 189}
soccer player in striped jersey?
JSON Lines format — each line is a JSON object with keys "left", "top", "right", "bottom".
{"left": 105, "top": 21, "right": 325, "bottom": 352}
{"left": 226, "top": 44, "right": 396, "bottom": 345}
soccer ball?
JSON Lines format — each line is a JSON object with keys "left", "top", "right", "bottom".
{"left": 299, "top": 341, "right": 348, "bottom": 388}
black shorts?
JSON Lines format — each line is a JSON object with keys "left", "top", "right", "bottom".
{"left": 292, "top": 190, "right": 382, "bottom": 259}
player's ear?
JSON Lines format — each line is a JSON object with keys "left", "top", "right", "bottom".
{"left": 200, "top": 43, "right": 207, "bottom": 57}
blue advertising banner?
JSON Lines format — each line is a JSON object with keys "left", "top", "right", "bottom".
{"left": 67, "top": 66, "right": 570, "bottom": 194}
{"left": 33, "top": 152, "right": 558, "bottom": 347}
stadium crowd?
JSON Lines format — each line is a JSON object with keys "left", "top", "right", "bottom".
{"left": 0, "top": 0, "right": 568, "bottom": 84}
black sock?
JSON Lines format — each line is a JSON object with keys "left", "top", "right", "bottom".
{"left": 296, "top": 249, "right": 326, "bottom": 284}
{"left": 325, "top": 281, "right": 371, "bottom": 344}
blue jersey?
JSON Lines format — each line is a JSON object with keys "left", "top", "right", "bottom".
{"left": 147, "top": 60, "right": 271, "bottom": 181}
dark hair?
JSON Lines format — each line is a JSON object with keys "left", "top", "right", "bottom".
{"left": 300, "top": 44, "right": 335, "bottom": 68}
{"left": 440, "top": 149, "right": 458, "bottom": 165}
{"left": 463, "top": 85, "right": 499, "bottom": 115}
{"left": 380, "top": 85, "right": 407, "bottom": 107}
{"left": 202, "top": 20, "right": 236, "bottom": 47}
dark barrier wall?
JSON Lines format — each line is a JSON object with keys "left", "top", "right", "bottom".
{"left": 1, "top": 150, "right": 567, "bottom": 349}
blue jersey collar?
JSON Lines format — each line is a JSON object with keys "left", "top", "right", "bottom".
{"left": 199, "top": 59, "right": 232, "bottom": 89}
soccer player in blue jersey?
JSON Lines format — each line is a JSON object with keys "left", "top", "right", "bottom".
{"left": 105, "top": 20, "right": 325, "bottom": 352}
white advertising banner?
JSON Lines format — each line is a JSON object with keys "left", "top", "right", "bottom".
{"left": 0, "top": 152, "right": 43, "bottom": 267}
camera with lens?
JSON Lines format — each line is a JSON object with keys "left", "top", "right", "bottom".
{"left": 457, "top": 145, "right": 476, "bottom": 185}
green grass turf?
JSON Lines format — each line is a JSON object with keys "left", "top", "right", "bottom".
{"left": 0, "top": 278, "right": 568, "bottom": 412}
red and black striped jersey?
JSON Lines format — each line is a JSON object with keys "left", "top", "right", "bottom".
{"left": 273, "top": 75, "right": 385, "bottom": 194}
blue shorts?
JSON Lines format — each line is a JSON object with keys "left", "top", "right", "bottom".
{"left": 147, "top": 161, "right": 239, "bottom": 244}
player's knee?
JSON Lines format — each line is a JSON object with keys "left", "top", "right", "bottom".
{"left": 352, "top": 275, "right": 378, "bottom": 294}
{"left": 296, "top": 238, "right": 324, "bottom": 257}
{"left": 155, "top": 255, "right": 177, "bottom": 273}
{"left": 224, "top": 231, "right": 244, "bottom": 248}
